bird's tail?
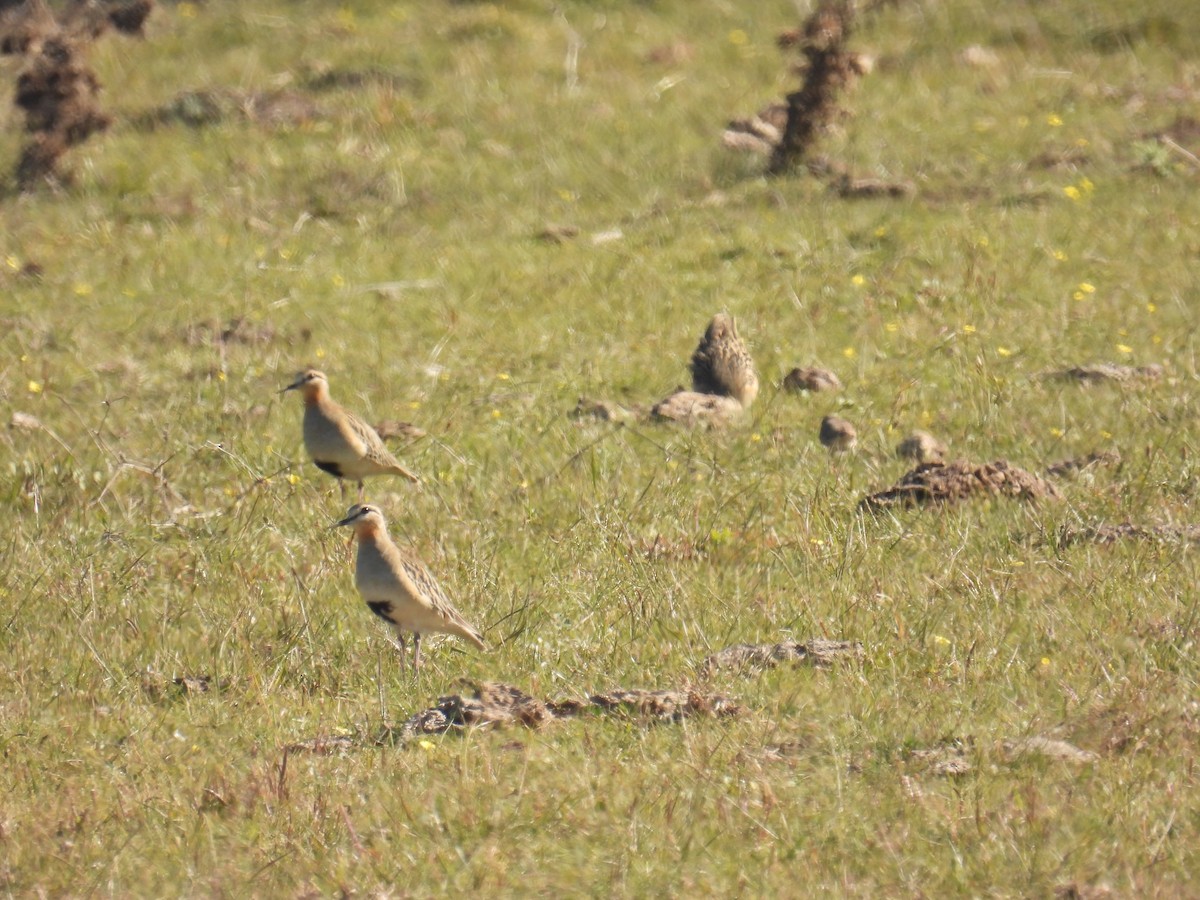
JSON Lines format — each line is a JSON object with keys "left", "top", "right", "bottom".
{"left": 390, "top": 462, "right": 421, "bottom": 483}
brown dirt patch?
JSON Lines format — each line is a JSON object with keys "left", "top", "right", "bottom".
{"left": 861, "top": 460, "right": 1062, "bottom": 510}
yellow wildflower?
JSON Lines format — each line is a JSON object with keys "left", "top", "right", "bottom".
{"left": 1046, "top": 114, "right": 1063, "bottom": 127}
{"left": 1063, "top": 185, "right": 1081, "bottom": 200}
{"left": 27, "top": 380, "right": 42, "bottom": 394}
{"left": 851, "top": 274, "right": 866, "bottom": 287}
{"left": 1115, "top": 344, "right": 1133, "bottom": 354}
{"left": 728, "top": 29, "right": 748, "bottom": 45}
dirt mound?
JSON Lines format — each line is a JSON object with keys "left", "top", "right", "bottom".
{"left": 701, "top": 639, "right": 863, "bottom": 675}
{"left": 861, "top": 459, "right": 1062, "bottom": 510}
{"left": 2, "top": 0, "right": 152, "bottom": 188}
{"left": 1046, "top": 363, "right": 1163, "bottom": 384}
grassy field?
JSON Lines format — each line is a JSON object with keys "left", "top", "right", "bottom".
{"left": 2, "top": 0, "right": 1199, "bottom": 893}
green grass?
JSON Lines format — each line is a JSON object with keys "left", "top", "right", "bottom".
{"left": 2, "top": 0, "right": 1200, "bottom": 893}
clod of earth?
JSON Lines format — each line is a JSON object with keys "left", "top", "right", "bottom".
{"left": 701, "top": 639, "right": 863, "bottom": 676}
{"left": 1045, "top": 450, "right": 1121, "bottom": 478}
{"left": 1045, "top": 362, "right": 1164, "bottom": 384}
{"left": 1056, "top": 522, "right": 1200, "bottom": 547}
{"left": 782, "top": 365, "right": 842, "bottom": 393}
{"left": 861, "top": 459, "right": 1062, "bottom": 510}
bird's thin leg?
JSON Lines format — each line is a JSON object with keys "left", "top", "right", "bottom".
{"left": 394, "top": 632, "right": 407, "bottom": 671}
{"left": 357, "top": 481, "right": 366, "bottom": 502}
{"left": 413, "top": 633, "right": 422, "bottom": 676}
{"left": 339, "top": 479, "right": 347, "bottom": 502}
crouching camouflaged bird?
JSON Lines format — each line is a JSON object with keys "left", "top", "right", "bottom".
{"left": 336, "top": 503, "right": 486, "bottom": 673}
{"left": 282, "top": 369, "right": 419, "bottom": 500}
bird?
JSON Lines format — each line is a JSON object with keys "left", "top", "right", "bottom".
{"left": 819, "top": 414, "right": 857, "bottom": 452}
{"left": 689, "top": 312, "right": 760, "bottom": 408}
{"left": 335, "top": 503, "right": 486, "bottom": 674}
{"left": 896, "top": 430, "right": 947, "bottom": 465}
{"left": 281, "top": 369, "right": 419, "bottom": 500}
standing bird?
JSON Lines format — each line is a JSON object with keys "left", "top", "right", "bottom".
{"left": 336, "top": 503, "right": 486, "bottom": 674}
{"left": 819, "top": 414, "right": 858, "bottom": 452}
{"left": 653, "top": 313, "right": 759, "bottom": 426}
{"left": 281, "top": 369, "right": 419, "bottom": 500}
{"left": 689, "top": 312, "right": 760, "bottom": 408}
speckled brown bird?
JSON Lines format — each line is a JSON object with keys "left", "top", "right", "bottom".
{"left": 336, "top": 503, "right": 485, "bottom": 673}
{"left": 819, "top": 414, "right": 857, "bottom": 452}
{"left": 282, "top": 369, "right": 419, "bottom": 500}
{"left": 689, "top": 313, "right": 759, "bottom": 408}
